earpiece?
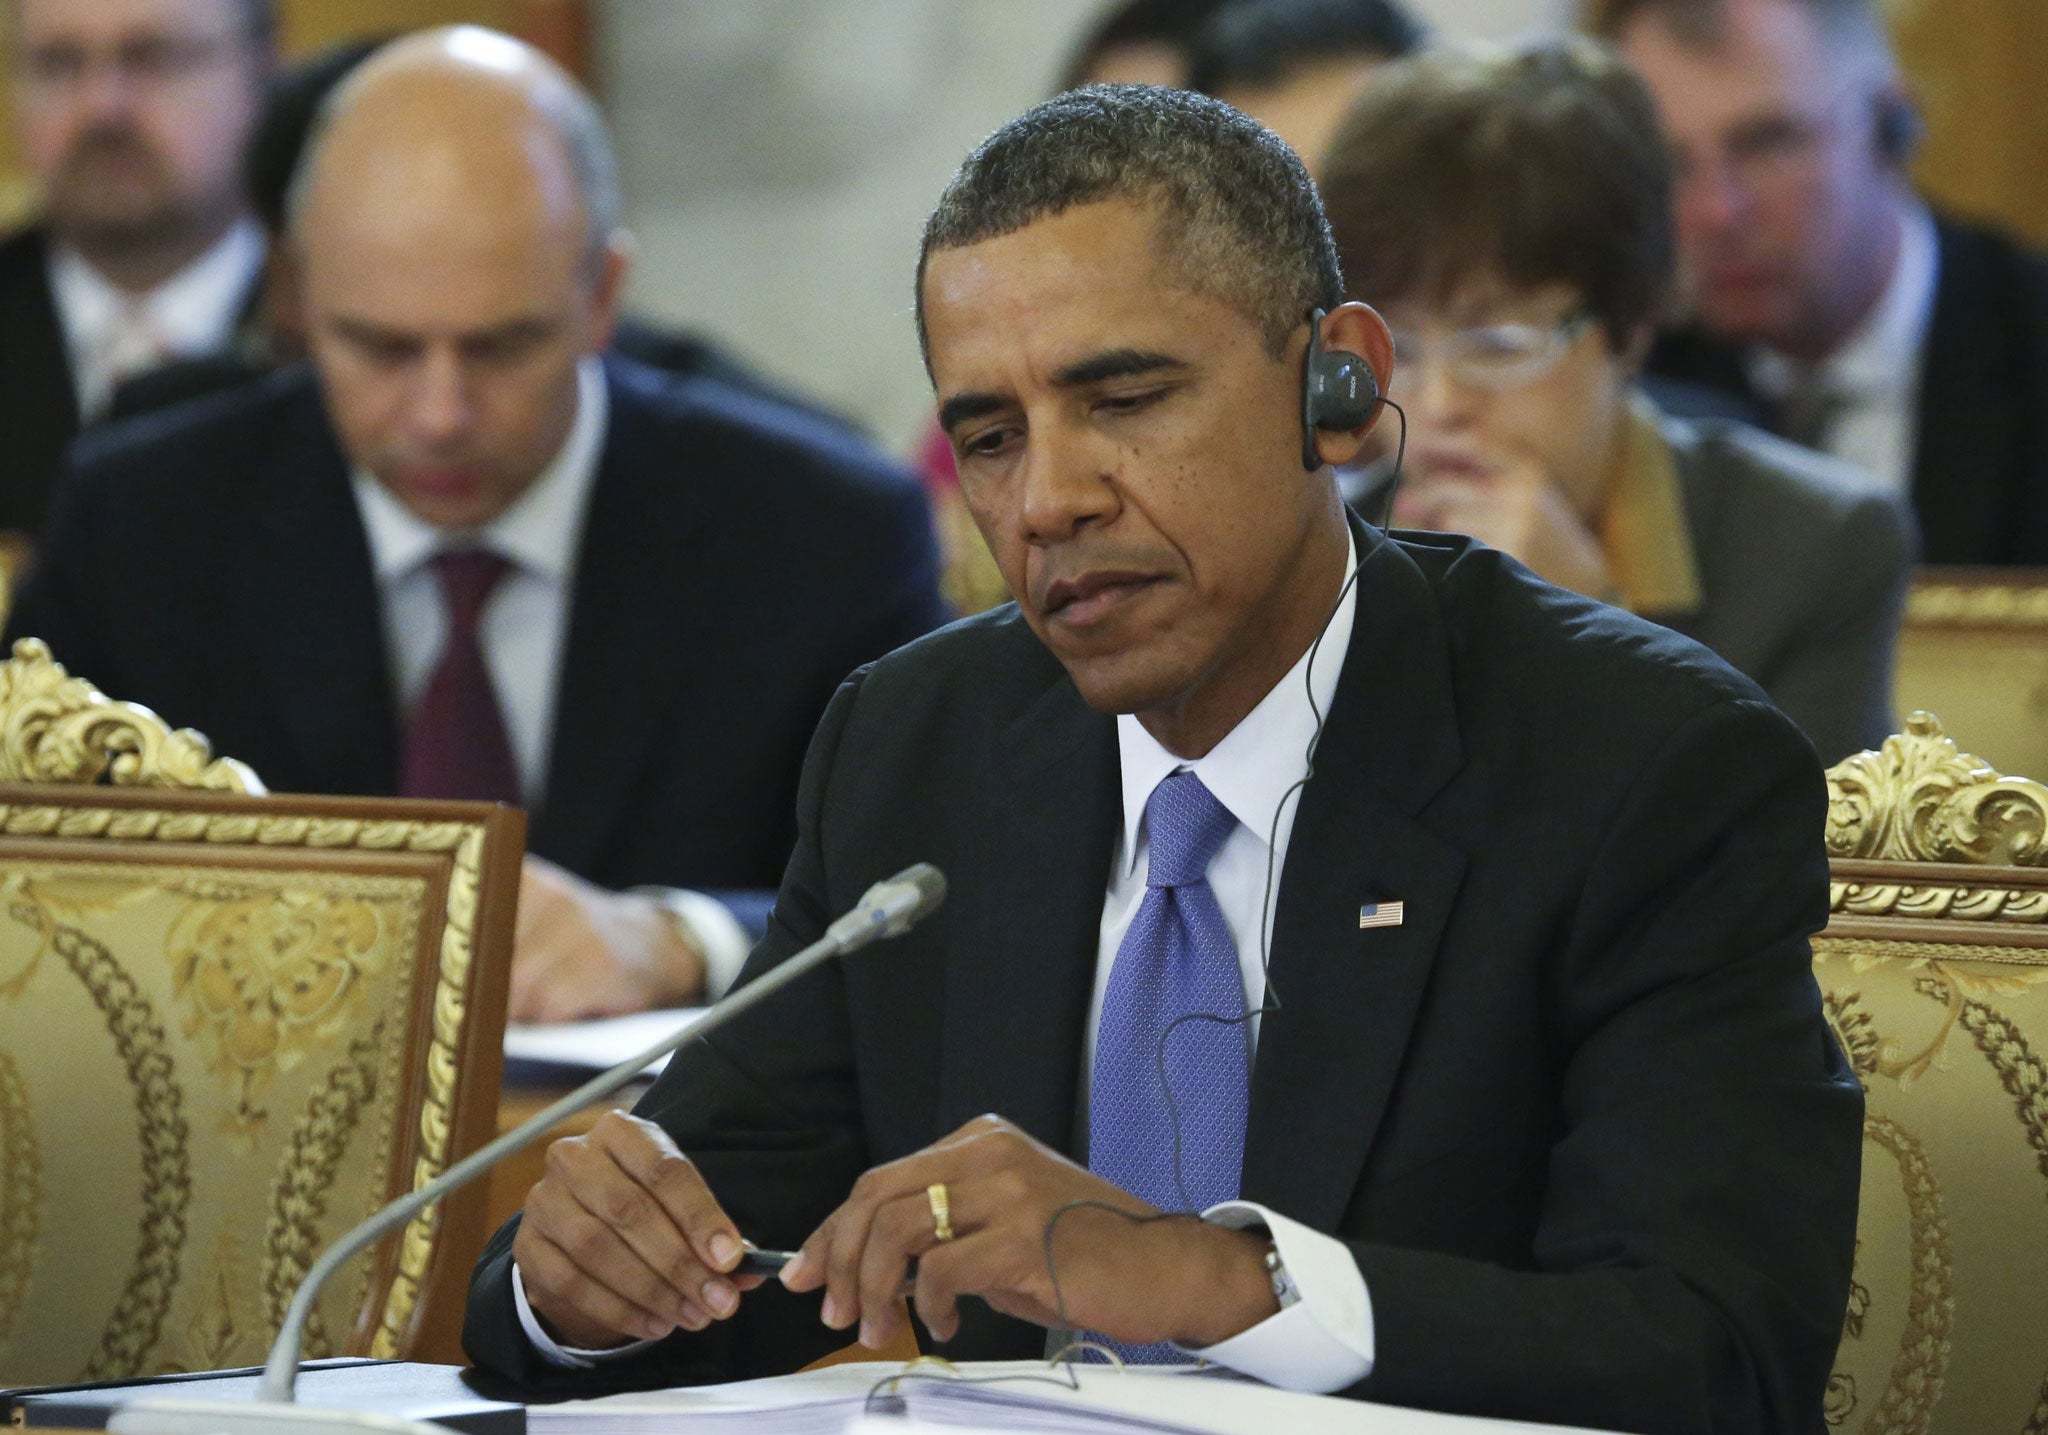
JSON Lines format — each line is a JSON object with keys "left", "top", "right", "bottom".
{"left": 1874, "top": 93, "right": 1922, "bottom": 165}
{"left": 1301, "top": 307, "right": 1381, "bottom": 472}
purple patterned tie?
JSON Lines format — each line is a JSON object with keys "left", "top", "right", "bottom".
{"left": 398, "top": 550, "right": 522, "bottom": 806}
{"left": 1087, "top": 771, "right": 1250, "bottom": 1364}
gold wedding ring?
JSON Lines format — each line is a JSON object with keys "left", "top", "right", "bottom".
{"left": 927, "top": 1181, "right": 955, "bottom": 1242}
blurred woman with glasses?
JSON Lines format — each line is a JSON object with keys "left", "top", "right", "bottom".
{"left": 1319, "top": 36, "right": 1915, "bottom": 761}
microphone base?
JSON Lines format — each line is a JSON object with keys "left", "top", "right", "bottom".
{"left": 109, "top": 1395, "right": 458, "bottom": 1435}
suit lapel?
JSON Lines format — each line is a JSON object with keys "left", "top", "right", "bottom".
{"left": 1240, "top": 521, "right": 1469, "bottom": 1230}
{"left": 235, "top": 375, "right": 398, "bottom": 793}
{"left": 937, "top": 663, "right": 1119, "bottom": 1154}
{"left": 532, "top": 368, "right": 708, "bottom": 871}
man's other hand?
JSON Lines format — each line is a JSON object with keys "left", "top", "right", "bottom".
{"left": 510, "top": 855, "right": 708, "bottom": 1023}
{"left": 780, "top": 1115, "right": 1277, "bottom": 1353}
{"left": 514, "top": 1111, "right": 765, "bottom": 1348}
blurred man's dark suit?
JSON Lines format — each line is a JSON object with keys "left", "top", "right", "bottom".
{"left": 465, "top": 518, "right": 1863, "bottom": 1435}
{"left": 0, "top": 226, "right": 263, "bottom": 538}
{"left": 1648, "top": 214, "right": 2048, "bottom": 565}
{"left": 0, "top": 228, "right": 88, "bottom": 538}
{"left": 7, "top": 355, "right": 948, "bottom": 907}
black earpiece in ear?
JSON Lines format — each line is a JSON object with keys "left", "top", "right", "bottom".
{"left": 1301, "top": 307, "right": 1382, "bottom": 472}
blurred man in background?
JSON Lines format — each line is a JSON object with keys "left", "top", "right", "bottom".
{"left": 0, "top": 0, "right": 271, "bottom": 553}
{"left": 1597, "top": 0, "right": 2048, "bottom": 565}
{"left": 1321, "top": 36, "right": 1911, "bottom": 761}
{"left": 1189, "top": 0, "right": 1425, "bottom": 175}
{"left": 1055, "top": 0, "right": 1232, "bottom": 91}
{"left": 106, "top": 33, "right": 855, "bottom": 431}
{"left": 9, "top": 27, "right": 947, "bottom": 1023}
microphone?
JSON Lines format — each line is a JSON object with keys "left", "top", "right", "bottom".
{"left": 108, "top": 864, "right": 948, "bottom": 1435}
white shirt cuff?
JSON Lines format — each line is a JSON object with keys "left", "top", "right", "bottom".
{"left": 642, "top": 887, "right": 754, "bottom": 1001}
{"left": 1177, "top": 1201, "right": 1375, "bottom": 1394}
{"left": 511, "top": 1260, "right": 658, "bottom": 1368}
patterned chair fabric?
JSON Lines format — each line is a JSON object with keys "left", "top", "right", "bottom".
{"left": 0, "top": 639, "right": 522, "bottom": 1384}
{"left": 1820, "top": 711, "right": 2048, "bottom": 1434}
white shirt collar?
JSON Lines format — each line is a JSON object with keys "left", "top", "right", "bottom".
{"left": 48, "top": 218, "right": 265, "bottom": 412}
{"left": 1115, "top": 525, "right": 1359, "bottom": 880}
{"left": 352, "top": 356, "right": 609, "bottom": 585}
{"left": 1750, "top": 200, "right": 1939, "bottom": 403}
{"left": 49, "top": 218, "right": 263, "bottom": 357}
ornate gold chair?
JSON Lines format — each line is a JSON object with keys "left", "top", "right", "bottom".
{"left": 1819, "top": 712, "right": 2048, "bottom": 1433}
{"left": 1893, "top": 568, "right": 2048, "bottom": 782}
{"left": 0, "top": 640, "right": 522, "bottom": 1385}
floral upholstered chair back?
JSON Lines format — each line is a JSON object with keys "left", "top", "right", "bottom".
{"left": 0, "top": 640, "right": 522, "bottom": 1385}
{"left": 1820, "top": 712, "right": 2048, "bottom": 1434}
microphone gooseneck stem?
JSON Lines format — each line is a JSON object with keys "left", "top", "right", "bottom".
{"left": 258, "top": 866, "right": 944, "bottom": 1404}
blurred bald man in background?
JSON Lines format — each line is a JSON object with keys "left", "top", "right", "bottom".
{"left": 9, "top": 27, "right": 948, "bottom": 1021}
{"left": 0, "top": 0, "right": 271, "bottom": 558}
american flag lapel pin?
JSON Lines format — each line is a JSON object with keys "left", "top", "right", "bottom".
{"left": 1358, "top": 900, "right": 1406, "bottom": 930}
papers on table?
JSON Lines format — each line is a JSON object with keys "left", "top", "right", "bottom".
{"left": 502, "top": 1007, "right": 707, "bottom": 1082}
{"left": 527, "top": 1358, "right": 1622, "bottom": 1434}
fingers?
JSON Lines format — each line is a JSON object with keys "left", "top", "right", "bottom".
{"left": 512, "top": 1113, "right": 747, "bottom": 1346}
{"left": 853, "top": 1187, "right": 956, "bottom": 1347}
{"left": 787, "top": 1116, "right": 1020, "bottom": 1334}
{"left": 520, "top": 1180, "right": 705, "bottom": 1341}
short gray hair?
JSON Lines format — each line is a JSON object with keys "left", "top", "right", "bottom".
{"left": 916, "top": 84, "right": 1342, "bottom": 364}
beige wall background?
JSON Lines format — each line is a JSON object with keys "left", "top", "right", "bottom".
{"left": 597, "top": 0, "right": 1564, "bottom": 449}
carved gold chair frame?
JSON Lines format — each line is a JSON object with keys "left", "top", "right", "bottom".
{"left": 1820, "top": 710, "right": 2048, "bottom": 1434}
{"left": 0, "top": 639, "right": 522, "bottom": 1375}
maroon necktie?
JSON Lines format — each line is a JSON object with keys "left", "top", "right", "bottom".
{"left": 398, "top": 550, "right": 523, "bottom": 806}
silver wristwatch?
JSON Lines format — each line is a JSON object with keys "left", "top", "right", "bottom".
{"left": 1263, "top": 1242, "right": 1302, "bottom": 1309}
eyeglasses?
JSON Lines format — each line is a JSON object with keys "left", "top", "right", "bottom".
{"left": 18, "top": 35, "right": 245, "bottom": 95}
{"left": 1387, "top": 309, "right": 1594, "bottom": 390}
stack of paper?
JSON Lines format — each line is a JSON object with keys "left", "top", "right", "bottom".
{"left": 502, "top": 1008, "right": 707, "bottom": 1081}
{"left": 527, "top": 1358, "right": 1619, "bottom": 1434}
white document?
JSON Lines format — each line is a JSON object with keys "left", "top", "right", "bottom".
{"left": 527, "top": 1358, "right": 1622, "bottom": 1434}
{"left": 502, "top": 1008, "right": 708, "bottom": 1077}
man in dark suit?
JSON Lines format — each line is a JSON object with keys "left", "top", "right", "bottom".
{"left": 1597, "top": 0, "right": 2048, "bottom": 565}
{"left": 0, "top": 0, "right": 272, "bottom": 547}
{"left": 9, "top": 30, "right": 946, "bottom": 1022}
{"left": 465, "top": 86, "right": 1860, "bottom": 1432}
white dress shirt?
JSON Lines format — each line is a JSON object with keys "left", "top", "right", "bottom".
{"left": 353, "top": 358, "right": 750, "bottom": 996}
{"left": 515, "top": 527, "right": 1374, "bottom": 1393}
{"left": 1748, "top": 201, "right": 1939, "bottom": 497}
{"left": 47, "top": 219, "right": 264, "bottom": 421}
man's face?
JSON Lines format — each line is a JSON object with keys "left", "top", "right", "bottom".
{"left": 924, "top": 199, "right": 1332, "bottom": 729}
{"left": 12, "top": 0, "right": 264, "bottom": 249}
{"left": 301, "top": 185, "right": 623, "bottom": 532}
{"left": 1386, "top": 278, "right": 1634, "bottom": 520}
{"left": 1617, "top": 0, "right": 1899, "bottom": 349}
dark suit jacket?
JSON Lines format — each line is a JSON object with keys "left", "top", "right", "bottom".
{"left": 1652, "top": 410, "right": 1915, "bottom": 763}
{"left": 0, "top": 225, "right": 266, "bottom": 538}
{"left": 1648, "top": 214, "right": 2048, "bottom": 565}
{"left": 6, "top": 357, "right": 949, "bottom": 908}
{"left": 0, "top": 228, "right": 83, "bottom": 536}
{"left": 464, "top": 518, "right": 1863, "bottom": 1434}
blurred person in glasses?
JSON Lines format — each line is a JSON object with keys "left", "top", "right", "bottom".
{"left": 1321, "top": 37, "right": 1914, "bottom": 762}
{"left": 0, "top": 0, "right": 272, "bottom": 559}
{"left": 1595, "top": 0, "right": 2048, "bottom": 567}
